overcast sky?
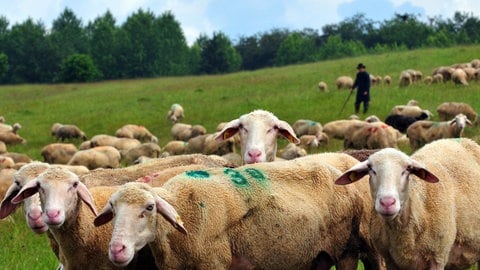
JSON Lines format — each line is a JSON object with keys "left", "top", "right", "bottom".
{"left": 1, "top": 0, "right": 479, "bottom": 45}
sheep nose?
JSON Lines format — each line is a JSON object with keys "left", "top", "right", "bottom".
{"left": 248, "top": 150, "right": 262, "bottom": 159}
{"left": 110, "top": 242, "right": 126, "bottom": 255}
{"left": 28, "top": 208, "right": 43, "bottom": 220}
{"left": 46, "top": 209, "right": 60, "bottom": 219}
{"left": 380, "top": 197, "right": 396, "bottom": 208}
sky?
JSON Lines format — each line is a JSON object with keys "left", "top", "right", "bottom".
{"left": 1, "top": 0, "right": 479, "bottom": 45}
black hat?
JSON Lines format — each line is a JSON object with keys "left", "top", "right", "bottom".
{"left": 357, "top": 63, "right": 366, "bottom": 69}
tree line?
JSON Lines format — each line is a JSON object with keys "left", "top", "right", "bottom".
{"left": 0, "top": 8, "right": 479, "bottom": 84}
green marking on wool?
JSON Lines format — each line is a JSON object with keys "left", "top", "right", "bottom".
{"left": 199, "top": 202, "right": 205, "bottom": 208}
{"left": 244, "top": 168, "right": 267, "bottom": 183}
{"left": 308, "top": 120, "right": 318, "bottom": 126}
{"left": 185, "top": 170, "right": 210, "bottom": 179}
{"left": 224, "top": 168, "right": 249, "bottom": 187}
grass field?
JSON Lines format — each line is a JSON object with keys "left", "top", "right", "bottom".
{"left": 1, "top": 45, "right": 480, "bottom": 269}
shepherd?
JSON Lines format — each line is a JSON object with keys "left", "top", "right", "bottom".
{"left": 350, "top": 63, "right": 371, "bottom": 115}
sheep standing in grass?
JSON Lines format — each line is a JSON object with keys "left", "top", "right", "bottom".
{"left": 383, "top": 75, "right": 391, "bottom": 85}
{"left": 406, "top": 113, "right": 472, "bottom": 150}
{"left": 94, "top": 156, "right": 381, "bottom": 269}
{"left": 318, "top": 81, "right": 328, "bottom": 92}
{"left": 215, "top": 110, "right": 299, "bottom": 164}
{"left": 398, "top": 71, "right": 412, "bottom": 87}
{"left": 322, "top": 119, "right": 364, "bottom": 140}
{"left": 385, "top": 112, "right": 429, "bottom": 133}
{"left": 336, "top": 76, "right": 354, "bottom": 90}
{"left": 436, "top": 101, "right": 478, "bottom": 123}
{"left": 167, "top": 103, "right": 184, "bottom": 124}
{"left": 335, "top": 138, "right": 480, "bottom": 269}
{"left": 11, "top": 167, "right": 155, "bottom": 270}
{"left": 90, "top": 134, "right": 141, "bottom": 152}
{"left": 115, "top": 124, "right": 158, "bottom": 143}
{"left": 451, "top": 68, "right": 468, "bottom": 85}
{"left": 55, "top": 124, "right": 88, "bottom": 142}
{"left": 432, "top": 73, "right": 443, "bottom": 83}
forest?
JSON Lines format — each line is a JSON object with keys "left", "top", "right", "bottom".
{"left": 0, "top": 8, "right": 479, "bottom": 84}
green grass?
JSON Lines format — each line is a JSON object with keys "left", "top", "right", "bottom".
{"left": 1, "top": 45, "right": 480, "bottom": 269}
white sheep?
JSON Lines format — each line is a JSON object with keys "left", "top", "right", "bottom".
{"left": 11, "top": 167, "right": 155, "bottom": 269}
{"left": 335, "top": 138, "right": 480, "bottom": 269}
{"left": 322, "top": 119, "right": 364, "bottom": 140}
{"left": 40, "top": 143, "right": 78, "bottom": 164}
{"left": 451, "top": 68, "right": 468, "bottom": 85}
{"left": 94, "top": 155, "right": 382, "bottom": 269}
{"left": 67, "top": 146, "right": 121, "bottom": 170}
{"left": 389, "top": 104, "right": 433, "bottom": 119}
{"left": 398, "top": 70, "right": 412, "bottom": 87}
{"left": 292, "top": 119, "right": 323, "bottom": 137}
{"left": 115, "top": 124, "right": 158, "bottom": 143}
{"left": 90, "top": 134, "right": 141, "bottom": 151}
{"left": 0, "top": 122, "right": 22, "bottom": 134}
{"left": 383, "top": 75, "right": 391, "bottom": 85}
{"left": 184, "top": 133, "right": 235, "bottom": 156}
{"left": 171, "top": 123, "right": 207, "bottom": 141}
{"left": 406, "top": 113, "right": 472, "bottom": 150}
{"left": 215, "top": 109, "right": 299, "bottom": 164}
{"left": 167, "top": 103, "right": 184, "bottom": 124}
{"left": 161, "top": 140, "right": 188, "bottom": 155}
{"left": 318, "top": 81, "right": 328, "bottom": 92}
{"left": 0, "top": 141, "right": 6, "bottom": 153}
{"left": 335, "top": 76, "right": 354, "bottom": 90}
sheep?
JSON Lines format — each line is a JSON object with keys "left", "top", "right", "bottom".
{"left": 10, "top": 167, "right": 156, "bottom": 270}
{"left": 94, "top": 155, "right": 382, "bottom": 269}
{"left": 471, "top": 58, "right": 480, "bottom": 68}
{"left": 51, "top": 164, "right": 90, "bottom": 176}
{"left": 278, "top": 142, "right": 307, "bottom": 160}
{"left": 383, "top": 75, "right": 391, "bottom": 85}
{"left": 335, "top": 76, "right": 354, "bottom": 90}
{"left": 161, "top": 140, "right": 187, "bottom": 156}
{"left": 90, "top": 134, "right": 142, "bottom": 151}
{"left": 0, "top": 122, "right": 21, "bottom": 134}
{"left": 463, "top": 67, "right": 476, "bottom": 81}
{"left": 451, "top": 68, "right": 468, "bottom": 85}
{"left": 344, "top": 121, "right": 399, "bottom": 150}
{"left": 67, "top": 146, "right": 121, "bottom": 170}
{"left": 167, "top": 103, "right": 184, "bottom": 124}
{"left": 40, "top": 143, "right": 78, "bottom": 164}
{"left": 432, "top": 66, "right": 454, "bottom": 81}
{"left": 318, "top": 81, "right": 328, "bottom": 92}
{"left": 2, "top": 152, "right": 32, "bottom": 164}
{"left": 50, "top": 123, "right": 62, "bottom": 137}
{"left": 322, "top": 119, "right": 364, "bottom": 140}
{"left": 436, "top": 101, "right": 478, "bottom": 123}
{"left": 375, "top": 75, "right": 382, "bottom": 85}
{"left": 215, "top": 109, "right": 300, "bottom": 164}
{"left": 423, "top": 75, "right": 432, "bottom": 84}
{"left": 342, "top": 149, "right": 380, "bottom": 162}
{"left": 398, "top": 70, "right": 412, "bottom": 87}
{"left": 432, "top": 73, "right": 443, "bottom": 83}
{"left": 298, "top": 133, "right": 329, "bottom": 150}
{"left": 54, "top": 124, "right": 88, "bottom": 142}
{"left": 335, "top": 138, "right": 480, "bottom": 269}
{"left": 0, "top": 130, "right": 27, "bottom": 145}
{"left": 0, "top": 141, "right": 6, "bottom": 153}
{"left": 184, "top": 133, "right": 235, "bottom": 156}
{"left": 406, "top": 113, "right": 472, "bottom": 150}
{"left": 0, "top": 168, "right": 15, "bottom": 202}
{"left": 122, "top": 142, "right": 162, "bottom": 166}
{"left": 389, "top": 105, "right": 432, "bottom": 119}
{"left": 171, "top": 123, "right": 207, "bottom": 141}
{"left": 81, "top": 153, "right": 235, "bottom": 188}
{"left": 0, "top": 155, "right": 15, "bottom": 169}
{"left": 115, "top": 124, "right": 158, "bottom": 143}
{"left": 384, "top": 112, "right": 429, "bottom": 133}
{"left": 292, "top": 119, "right": 323, "bottom": 137}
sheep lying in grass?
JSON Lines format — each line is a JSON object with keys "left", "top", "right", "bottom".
{"left": 292, "top": 119, "right": 323, "bottom": 137}
{"left": 406, "top": 113, "right": 472, "bottom": 150}
{"left": 115, "top": 124, "right": 158, "bottom": 143}
{"left": 67, "top": 146, "right": 121, "bottom": 170}
{"left": 436, "top": 101, "right": 478, "bottom": 123}
{"left": 184, "top": 133, "right": 235, "bottom": 156}
{"left": 278, "top": 142, "right": 307, "bottom": 160}
{"left": 0, "top": 130, "right": 27, "bottom": 145}
{"left": 90, "top": 134, "right": 141, "bottom": 152}
{"left": 215, "top": 109, "right": 299, "bottom": 164}
{"left": 322, "top": 119, "right": 364, "bottom": 140}
{"left": 122, "top": 142, "right": 162, "bottom": 166}
{"left": 11, "top": 167, "right": 156, "bottom": 270}
{"left": 94, "top": 155, "right": 382, "bottom": 269}
{"left": 161, "top": 140, "right": 187, "bottom": 156}
{"left": 335, "top": 138, "right": 480, "bottom": 269}
{"left": 0, "top": 122, "right": 22, "bottom": 134}
{"left": 171, "top": 123, "right": 207, "bottom": 141}
{"left": 167, "top": 103, "right": 184, "bottom": 124}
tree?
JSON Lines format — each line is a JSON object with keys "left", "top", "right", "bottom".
{"left": 377, "top": 13, "right": 432, "bottom": 49}
{"left": 0, "top": 53, "right": 8, "bottom": 80}
{"left": 86, "top": 11, "right": 118, "bottom": 79}
{"left": 57, "top": 53, "right": 100, "bottom": 82}
{"left": 50, "top": 8, "right": 88, "bottom": 63}
{"left": 275, "top": 31, "right": 318, "bottom": 66}
{"left": 3, "top": 18, "right": 57, "bottom": 83}
{"left": 199, "top": 32, "right": 241, "bottom": 74}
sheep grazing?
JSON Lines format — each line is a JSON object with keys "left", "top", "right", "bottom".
{"left": 383, "top": 75, "right": 391, "bottom": 85}
{"left": 167, "top": 103, "right": 184, "bottom": 124}
{"left": 184, "top": 133, "right": 235, "bottom": 156}
{"left": 171, "top": 123, "right": 207, "bottom": 141}
{"left": 318, "top": 81, "right": 328, "bottom": 92}
{"left": 161, "top": 140, "right": 187, "bottom": 156}
{"left": 0, "top": 168, "right": 15, "bottom": 202}
{"left": 10, "top": 167, "right": 155, "bottom": 269}
{"left": 451, "top": 68, "right": 468, "bottom": 85}
{"left": 406, "top": 113, "right": 472, "bottom": 150}
{"left": 0, "top": 122, "right": 21, "bottom": 134}
{"left": 432, "top": 66, "right": 454, "bottom": 81}
{"left": 335, "top": 138, "right": 480, "bottom": 269}
{"left": 436, "top": 101, "right": 478, "bottom": 123}
{"left": 322, "top": 119, "right": 364, "bottom": 140}
{"left": 54, "top": 124, "right": 87, "bottom": 142}
{"left": 298, "top": 133, "right": 329, "bottom": 150}
{"left": 384, "top": 112, "right": 429, "bottom": 133}
{"left": 398, "top": 70, "right": 412, "bottom": 87}
{"left": 67, "top": 146, "right": 121, "bottom": 170}
{"left": 292, "top": 119, "right": 323, "bottom": 137}
{"left": 344, "top": 121, "right": 400, "bottom": 150}
{"left": 90, "top": 134, "right": 141, "bottom": 151}
{"left": 335, "top": 76, "right": 354, "bottom": 90}
{"left": 432, "top": 73, "right": 443, "bottom": 83}
{"left": 0, "top": 155, "right": 15, "bottom": 169}
{"left": 115, "top": 124, "right": 158, "bottom": 143}
{"left": 94, "top": 155, "right": 381, "bottom": 269}
{"left": 40, "top": 143, "right": 78, "bottom": 164}
{"left": 122, "top": 142, "right": 162, "bottom": 166}
{"left": 423, "top": 75, "right": 432, "bottom": 84}
{"left": 278, "top": 142, "right": 307, "bottom": 160}
{"left": 215, "top": 109, "right": 299, "bottom": 164}
{"left": 0, "top": 130, "right": 27, "bottom": 145}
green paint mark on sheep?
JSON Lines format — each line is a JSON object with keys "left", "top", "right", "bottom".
{"left": 224, "top": 168, "right": 250, "bottom": 187}
{"left": 308, "top": 120, "right": 318, "bottom": 126}
{"left": 244, "top": 168, "right": 267, "bottom": 183}
{"left": 185, "top": 170, "right": 210, "bottom": 179}
{"left": 199, "top": 202, "right": 205, "bottom": 208}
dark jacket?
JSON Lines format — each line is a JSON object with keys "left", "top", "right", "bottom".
{"left": 352, "top": 71, "right": 370, "bottom": 101}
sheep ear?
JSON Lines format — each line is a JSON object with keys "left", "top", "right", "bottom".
{"left": 335, "top": 161, "right": 370, "bottom": 185}
{"left": 466, "top": 119, "right": 473, "bottom": 126}
{"left": 11, "top": 179, "right": 40, "bottom": 204}
{"left": 215, "top": 119, "right": 240, "bottom": 142}
{"left": 77, "top": 181, "right": 98, "bottom": 216}
{"left": 0, "top": 185, "right": 21, "bottom": 219}
{"left": 156, "top": 196, "right": 187, "bottom": 235}
{"left": 277, "top": 120, "right": 300, "bottom": 144}
{"left": 94, "top": 203, "right": 114, "bottom": 227}
{"left": 408, "top": 160, "right": 439, "bottom": 183}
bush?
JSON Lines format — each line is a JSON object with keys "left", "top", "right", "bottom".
{"left": 57, "top": 53, "right": 101, "bottom": 82}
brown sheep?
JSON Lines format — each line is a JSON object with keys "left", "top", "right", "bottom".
{"left": 55, "top": 124, "right": 87, "bottom": 142}
{"left": 436, "top": 102, "right": 478, "bottom": 123}
{"left": 0, "top": 131, "right": 27, "bottom": 145}
{"left": 122, "top": 143, "right": 162, "bottom": 166}
{"left": 115, "top": 124, "right": 158, "bottom": 143}
{"left": 67, "top": 146, "right": 121, "bottom": 170}
{"left": 162, "top": 140, "right": 188, "bottom": 156}
{"left": 40, "top": 143, "right": 78, "bottom": 164}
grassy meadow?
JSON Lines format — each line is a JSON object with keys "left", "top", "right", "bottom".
{"left": 1, "top": 45, "right": 480, "bottom": 269}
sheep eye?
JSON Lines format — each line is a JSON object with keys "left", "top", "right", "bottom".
{"left": 73, "top": 182, "right": 79, "bottom": 188}
{"left": 146, "top": 204, "right": 154, "bottom": 211}
{"left": 367, "top": 164, "right": 376, "bottom": 175}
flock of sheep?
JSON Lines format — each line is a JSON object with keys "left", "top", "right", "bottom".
{"left": 0, "top": 66, "right": 480, "bottom": 269}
